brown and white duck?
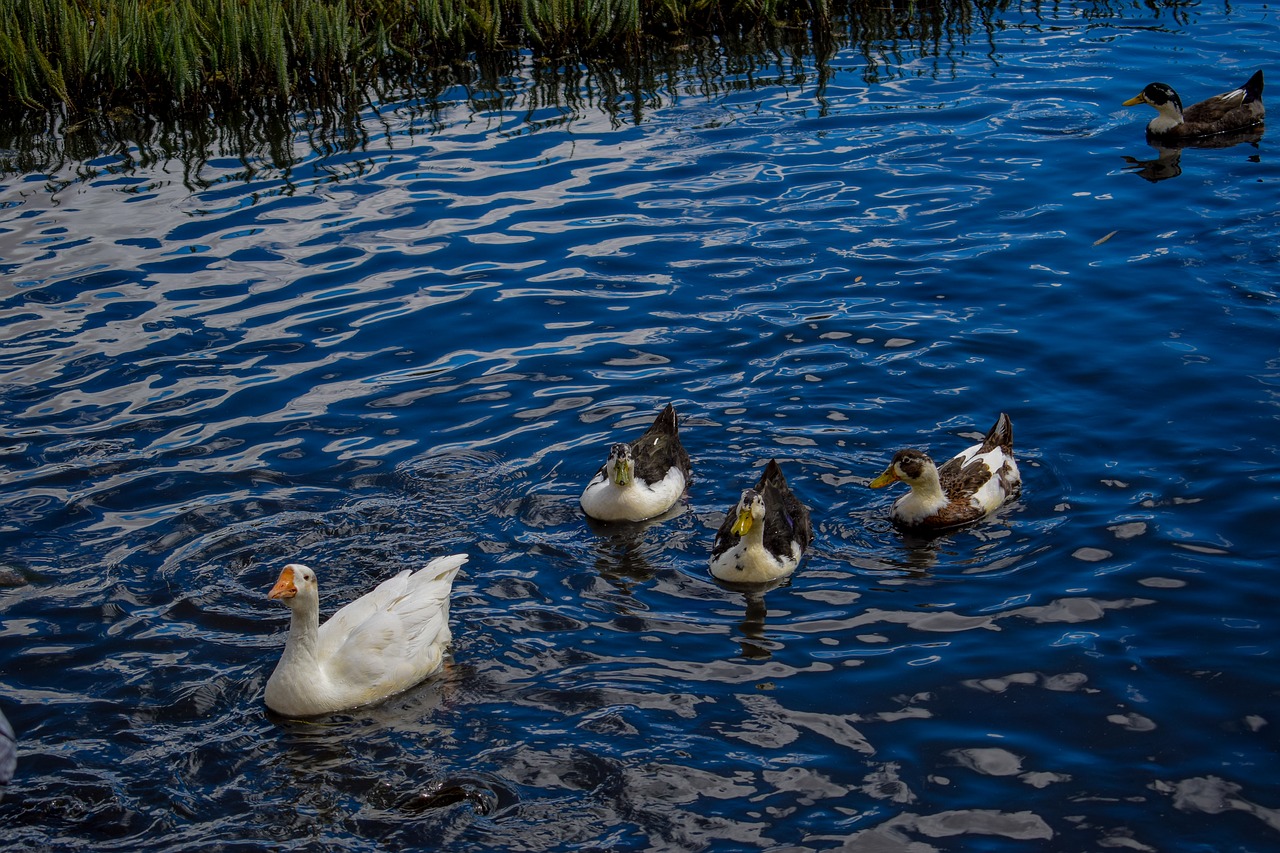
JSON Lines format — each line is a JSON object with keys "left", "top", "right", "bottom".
{"left": 1122, "top": 70, "right": 1264, "bottom": 139}
{"left": 869, "top": 413, "right": 1021, "bottom": 531}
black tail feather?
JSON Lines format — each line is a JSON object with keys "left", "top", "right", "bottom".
{"left": 1243, "top": 70, "right": 1264, "bottom": 103}
{"left": 647, "top": 402, "right": 678, "bottom": 437}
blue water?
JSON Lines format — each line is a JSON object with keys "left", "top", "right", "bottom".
{"left": 2, "top": 3, "right": 1279, "bottom": 850}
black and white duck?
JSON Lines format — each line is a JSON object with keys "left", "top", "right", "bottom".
{"left": 710, "top": 459, "right": 812, "bottom": 584}
{"left": 869, "top": 413, "right": 1021, "bottom": 531}
{"left": 580, "top": 403, "right": 692, "bottom": 522}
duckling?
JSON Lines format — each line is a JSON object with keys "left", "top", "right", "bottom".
{"left": 710, "top": 459, "right": 812, "bottom": 583}
{"left": 1123, "top": 70, "right": 1264, "bottom": 138}
{"left": 869, "top": 413, "right": 1021, "bottom": 531}
{"left": 580, "top": 403, "right": 692, "bottom": 522}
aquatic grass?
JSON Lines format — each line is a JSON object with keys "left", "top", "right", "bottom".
{"left": 0, "top": 0, "right": 1197, "bottom": 177}
{"left": 2, "top": 0, "right": 376, "bottom": 111}
{"left": 3, "top": 0, "right": 1007, "bottom": 114}
{"left": 0, "top": 0, "right": 1203, "bottom": 117}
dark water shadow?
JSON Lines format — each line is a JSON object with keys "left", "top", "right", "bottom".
{"left": 390, "top": 770, "right": 520, "bottom": 818}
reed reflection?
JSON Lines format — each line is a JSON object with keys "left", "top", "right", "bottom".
{"left": 0, "top": 0, "right": 1149, "bottom": 183}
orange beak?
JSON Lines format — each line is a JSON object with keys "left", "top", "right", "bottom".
{"left": 268, "top": 565, "right": 297, "bottom": 600}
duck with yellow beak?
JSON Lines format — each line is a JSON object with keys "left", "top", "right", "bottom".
{"left": 580, "top": 403, "right": 692, "bottom": 522}
{"left": 1122, "top": 71, "right": 1264, "bottom": 139}
{"left": 869, "top": 412, "right": 1021, "bottom": 531}
{"left": 710, "top": 459, "right": 812, "bottom": 584}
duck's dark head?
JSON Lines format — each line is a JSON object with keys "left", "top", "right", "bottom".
{"left": 1123, "top": 82, "right": 1183, "bottom": 114}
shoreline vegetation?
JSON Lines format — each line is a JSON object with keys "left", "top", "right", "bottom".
{"left": 0, "top": 1, "right": 1183, "bottom": 176}
{"left": 1, "top": 0, "right": 1010, "bottom": 115}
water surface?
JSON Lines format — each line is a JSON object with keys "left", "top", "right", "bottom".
{"left": 2, "top": 3, "right": 1279, "bottom": 851}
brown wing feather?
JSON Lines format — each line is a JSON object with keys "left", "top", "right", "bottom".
{"left": 979, "top": 412, "right": 1014, "bottom": 454}
{"left": 936, "top": 412, "right": 1011, "bottom": 499}
{"left": 925, "top": 413, "right": 1016, "bottom": 529}
{"left": 1173, "top": 71, "right": 1265, "bottom": 137}
{"left": 937, "top": 455, "right": 995, "bottom": 504}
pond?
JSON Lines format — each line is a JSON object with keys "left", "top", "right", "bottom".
{"left": 1, "top": 2, "right": 1278, "bottom": 850}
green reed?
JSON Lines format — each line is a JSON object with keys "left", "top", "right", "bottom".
{"left": 0, "top": 0, "right": 1195, "bottom": 180}
{"left": 0, "top": 0, "right": 842, "bottom": 114}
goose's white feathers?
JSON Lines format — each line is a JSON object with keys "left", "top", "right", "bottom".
{"left": 264, "top": 554, "right": 466, "bottom": 717}
{"left": 0, "top": 706, "right": 14, "bottom": 788}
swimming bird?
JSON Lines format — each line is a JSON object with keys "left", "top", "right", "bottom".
{"left": 264, "top": 555, "right": 466, "bottom": 717}
{"left": 0, "top": 706, "right": 14, "bottom": 794}
{"left": 710, "top": 459, "right": 812, "bottom": 584}
{"left": 1122, "top": 71, "right": 1264, "bottom": 139}
{"left": 869, "top": 413, "right": 1021, "bottom": 531}
{"left": 580, "top": 403, "right": 693, "bottom": 522}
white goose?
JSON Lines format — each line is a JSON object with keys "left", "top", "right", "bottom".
{"left": 264, "top": 554, "right": 466, "bottom": 717}
{"left": 0, "top": 706, "right": 14, "bottom": 791}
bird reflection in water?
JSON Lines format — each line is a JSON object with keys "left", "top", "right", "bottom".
{"left": 1122, "top": 126, "right": 1264, "bottom": 183}
{"left": 583, "top": 505, "right": 684, "bottom": 588}
{"left": 736, "top": 590, "right": 776, "bottom": 660}
{"left": 709, "top": 574, "right": 791, "bottom": 661}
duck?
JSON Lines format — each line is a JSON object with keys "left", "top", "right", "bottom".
{"left": 580, "top": 402, "right": 693, "bottom": 522}
{"left": 869, "top": 412, "right": 1021, "bottom": 531}
{"left": 264, "top": 554, "right": 466, "bottom": 717}
{"left": 710, "top": 459, "right": 813, "bottom": 584}
{"left": 1122, "top": 70, "right": 1264, "bottom": 139}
